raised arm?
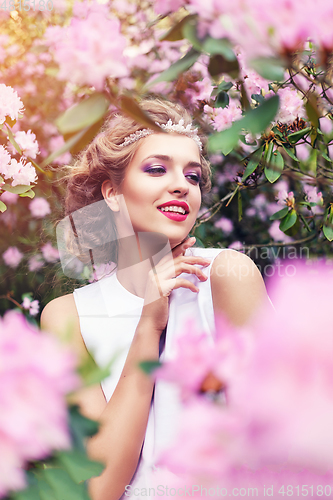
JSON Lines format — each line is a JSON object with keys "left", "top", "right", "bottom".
{"left": 40, "top": 239, "right": 211, "bottom": 500}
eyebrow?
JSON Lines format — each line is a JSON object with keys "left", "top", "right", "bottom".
{"left": 142, "top": 154, "right": 202, "bottom": 170}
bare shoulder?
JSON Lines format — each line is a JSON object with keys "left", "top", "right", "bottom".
{"left": 210, "top": 249, "right": 268, "bottom": 326}
{"left": 40, "top": 293, "right": 85, "bottom": 358}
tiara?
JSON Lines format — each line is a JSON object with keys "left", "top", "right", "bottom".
{"left": 118, "top": 119, "right": 203, "bottom": 151}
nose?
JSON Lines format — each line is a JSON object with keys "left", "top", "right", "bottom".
{"left": 168, "top": 168, "right": 189, "bottom": 196}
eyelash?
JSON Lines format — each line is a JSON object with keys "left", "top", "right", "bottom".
{"left": 145, "top": 166, "right": 201, "bottom": 184}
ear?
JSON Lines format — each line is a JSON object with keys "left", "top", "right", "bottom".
{"left": 101, "top": 180, "right": 120, "bottom": 212}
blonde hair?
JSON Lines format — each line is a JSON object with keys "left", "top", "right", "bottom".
{"left": 63, "top": 98, "right": 211, "bottom": 270}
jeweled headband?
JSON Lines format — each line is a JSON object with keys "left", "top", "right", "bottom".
{"left": 118, "top": 119, "right": 203, "bottom": 152}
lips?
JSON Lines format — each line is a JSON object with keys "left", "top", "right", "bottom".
{"left": 157, "top": 200, "right": 190, "bottom": 213}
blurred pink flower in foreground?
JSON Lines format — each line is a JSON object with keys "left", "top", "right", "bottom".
{"left": 156, "top": 261, "right": 333, "bottom": 492}
{"left": 2, "top": 247, "right": 23, "bottom": 268}
{"left": 0, "top": 84, "right": 24, "bottom": 125}
{"left": 29, "top": 197, "right": 51, "bottom": 218}
{"left": 48, "top": 1, "right": 128, "bottom": 90}
{"left": 0, "top": 311, "right": 79, "bottom": 497}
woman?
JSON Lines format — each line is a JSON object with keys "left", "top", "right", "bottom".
{"left": 41, "top": 99, "right": 268, "bottom": 500}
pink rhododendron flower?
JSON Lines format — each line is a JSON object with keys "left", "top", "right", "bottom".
{"left": 295, "top": 143, "right": 311, "bottom": 161}
{"left": 1, "top": 158, "right": 37, "bottom": 187}
{"left": 0, "top": 311, "right": 79, "bottom": 496}
{"left": 0, "top": 191, "right": 18, "bottom": 204}
{"left": 204, "top": 101, "right": 242, "bottom": 132}
{"left": 2, "top": 247, "right": 23, "bottom": 268}
{"left": 0, "top": 145, "right": 11, "bottom": 175}
{"left": 214, "top": 217, "right": 233, "bottom": 235}
{"left": 275, "top": 87, "right": 305, "bottom": 124}
{"left": 49, "top": 2, "right": 128, "bottom": 90}
{"left": 22, "top": 298, "right": 39, "bottom": 316}
{"left": 154, "top": 0, "right": 185, "bottom": 15}
{"left": 41, "top": 243, "right": 60, "bottom": 263}
{"left": 29, "top": 197, "right": 51, "bottom": 218}
{"left": 0, "top": 84, "right": 24, "bottom": 125}
{"left": 268, "top": 220, "right": 293, "bottom": 243}
{"left": 48, "top": 135, "right": 71, "bottom": 165}
{"left": 276, "top": 190, "right": 295, "bottom": 207}
{"left": 228, "top": 241, "right": 244, "bottom": 251}
{"left": 319, "top": 116, "right": 333, "bottom": 135}
{"left": 14, "top": 130, "right": 39, "bottom": 159}
{"left": 156, "top": 261, "right": 333, "bottom": 490}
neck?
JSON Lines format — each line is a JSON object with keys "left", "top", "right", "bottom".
{"left": 115, "top": 232, "right": 171, "bottom": 298}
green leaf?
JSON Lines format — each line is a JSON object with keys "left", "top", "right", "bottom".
{"left": 57, "top": 450, "right": 104, "bottom": 484}
{"left": 321, "top": 150, "right": 332, "bottom": 162}
{"left": 147, "top": 48, "right": 200, "bottom": 87}
{"left": 250, "top": 57, "right": 285, "bottom": 81}
{"left": 264, "top": 150, "right": 284, "bottom": 183}
{"left": 77, "top": 350, "right": 113, "bottom": 386}
{"left": 37, "top": 479, "right": 58, "bottom": 500}
{"left": 55, "top": 93, "right": 109, "bottom": 135}
{"left": 69, "top": 117, "right": 105, "bottom": 156}
{"left": 282, "top": 144, "right": 299, "bottom": 161}
{"left": 69, "top": 405, "right": 100, "bottom": 441}
{"left": 41, "top": 128, "right": 87, "bottom": 168}
{"left": 323, "top": 224, "right": 333, "bottom": 241}
{"left": 217, "top": 81, "right": 233, "bottom": 92}
{"left": 269, "top": 206, "right": 289, "bottom": 220}
{"left": 279, "top": 209, "right": 297, "bottom": 232}
{"left": 208, "top": 95, "right": 280, "bottom": 155}
{"left": 208, "top": 124, "right": 241, "bottom": 155}
{"left": 159, "top": 14, "right": 197, "bottom": 42}
{"left": 2, "top": 184, "right": 32, "bottom": 194}
{"left": 242, "top": 152, "right": 262, "bottom": 181}
{"left": 19, "top": 189, "right": 35, "bottom": 199}
{"left": 251, "top": 93, "right": 265, "bottom": 105}
{"left": 264, "top": 140, "right": 274, "bottom": 164}
{"left": 287, "top": 127, "right": 311, "bottom": 144}
{"left": 202, "top": 38, "right": 236, "bottom": 60}
{"left": 43, "top": 468, "right": 90, "bottom": 500}
{"left": 305, "top": 97, "right": 320, "bottom": 129}
{"left": 215, "top": 91, "right": 229, "bottom": 108}
{"left": 0, "top": 200, "right": 7, "bottom": 212}
{"left": 208, "top": 54, "right": 239, "bottom": 78}
{"left": 139, "top": 360, "right": 162, "bottom": 375}
{"left": 182, "top": 17, "right": 202, "bottom": 51}
{"left": 242, "top": 94, "right": 280, "bottom": 136}
{"left": 118, "top": 95, "right": 164, "bottom": 133}
{"left": 5, "top": 125, "right": 22, "bottom": 155}
{"left": 12, "top": 485, "right": 41, "bottom": 500}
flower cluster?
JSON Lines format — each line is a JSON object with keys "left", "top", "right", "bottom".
{"left": 0, "top": 312, "right": 79, "bottom": 497}
{"left": 46, "top": 1, "right": 128, "bottom": 90}
{"left": 155, "top": 261, "right": 333, "bottom": 489}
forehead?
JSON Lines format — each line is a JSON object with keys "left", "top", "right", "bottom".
{"left": 131, "top": 133, "right": 201, "bottom": 164}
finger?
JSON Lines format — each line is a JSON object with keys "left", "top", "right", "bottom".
{"left": 169, "top": 278, "right": 199, "bottom": 294}
{"left": 172, "top": 236, "right": 196, "bottom": 258}
{"left": 173, "top": 263, "right": 209, "bottom": 281}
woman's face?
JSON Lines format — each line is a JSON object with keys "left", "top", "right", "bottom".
{"left": 114, "top": 133, "right": 202, "bottom": 249}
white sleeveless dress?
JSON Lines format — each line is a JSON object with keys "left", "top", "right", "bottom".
{"left": 73, "top": 246, "right": 226, "bottom": 497}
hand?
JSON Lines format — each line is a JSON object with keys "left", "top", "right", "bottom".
{"left": 140, "top": 237, "right": 211, "bottom": 335}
